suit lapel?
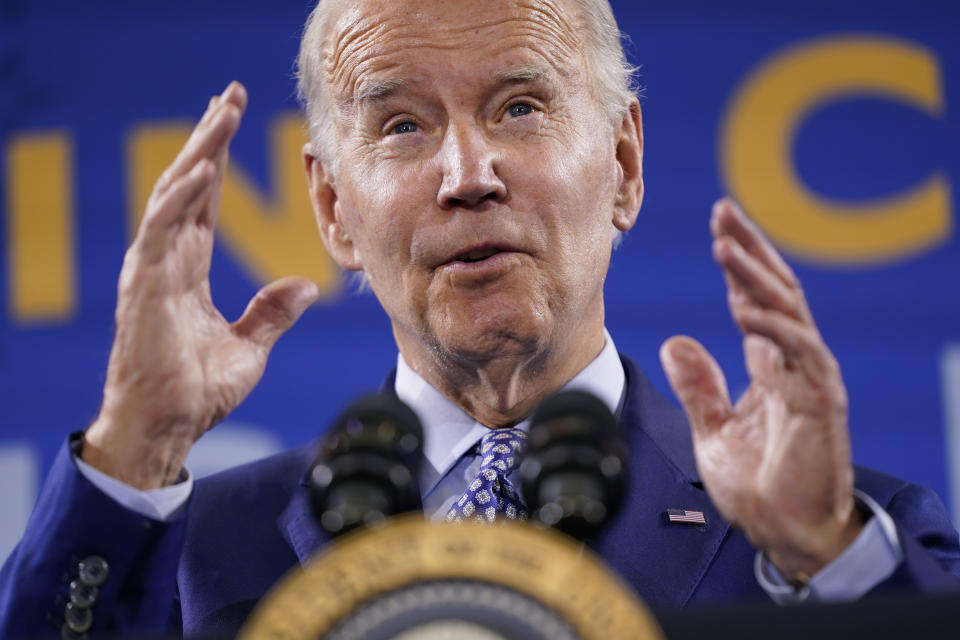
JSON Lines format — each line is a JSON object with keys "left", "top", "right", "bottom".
{"left": 277, "top": 472, "right": 331, "bottom": 565}
{"left": 590, "top": 357, "right": 730, "bottom": 609}
{"left": 277, "top": 376, "right": 398, "bottom": 564}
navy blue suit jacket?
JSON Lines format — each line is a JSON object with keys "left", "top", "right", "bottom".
{"left": 2, "top": 357, "right": 960, "bottom": 638}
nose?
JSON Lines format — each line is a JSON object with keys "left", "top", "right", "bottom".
{"left": 436, "top": 123, "right": 507, "bottom": 210}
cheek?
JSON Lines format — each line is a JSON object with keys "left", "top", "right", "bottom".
{"left": 342, "top": 160, "right": 437, "bottom": 277}
{"left": 544, "top": 136, "right": 619, "bottom": 284}
{"left": 563, "top": 127, "right": 619, "bottom": 209}
{"left": 526, "top": 131, "right": 619, "bottom": 242}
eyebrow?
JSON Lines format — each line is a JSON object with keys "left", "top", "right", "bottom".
{"left": 494, "top": 65, "right": 549, "bottom": 86}
{"left": 354, "top": 78, "right": 406, "bottom": 107}
{"left": 350, "top": 65, "right": 552, "bottom": 110}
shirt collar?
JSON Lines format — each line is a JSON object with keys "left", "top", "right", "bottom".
{"left": 394, "top": 329, "right": 625, "bottom": 487}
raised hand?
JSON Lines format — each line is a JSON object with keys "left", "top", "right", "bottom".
{"left": 659, "top": 198, "right": 862, "bottom": 581}
{"left": 82, "top": 82, "right": 319, "bottom": 490}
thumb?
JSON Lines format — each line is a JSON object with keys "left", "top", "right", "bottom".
{"left": 233, "top": 276, "right": 319, "bottom": 349}
{"left": 659, "top": 335, "right": 732, "bottom": 438}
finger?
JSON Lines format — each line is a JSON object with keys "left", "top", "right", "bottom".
{"left": 741, "top": 327, "right": 845, "bottom": 423}
{"left": 742, "top": 333, "right": 785, "bottom": 387}
{"left": 138, "top": 159, "right": 216, "bottom": 261}
{"left": 153, "top": 92, "right": 223, "bottom": 196}
{"left": 735, "top": 306, "right": 835, "bottom": 381}
{"left": 711, "top": 198, "right": 799, "bottom": 291}
{"left": 660, "top": 336, "right": 733, "bottom": 438}
{"left": 197, "top": 95, "right": 220, "bottom": 129}
{"left": 196, "top": 130, "right": 231, "bottom": 229}
{"left": 194, "top": 83, "right": 245, "bottom": 135}
{"left": 715, "top": 235, "right": 812, "bottom": 325}
{"left": 155, "top": 82, "right": 247, "bottom": 196}
{"left": 233, "top": 277, "right": 320, "bottom": 350}
{"left": 193, "top": 85, "right": 248, "bottom": 228}
{"left": 169, "top": 99, "right": 241, "bottom": 188}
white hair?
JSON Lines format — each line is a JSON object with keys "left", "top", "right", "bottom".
{"left": 294, "top": 0, "right": 637, "bottom": 289}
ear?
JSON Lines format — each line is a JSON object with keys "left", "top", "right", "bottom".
{"left": 612, "top": 99, "right": 644, "bottom": 232}
{"left": 302, "top": 142, "right": 363, "bottom": 271}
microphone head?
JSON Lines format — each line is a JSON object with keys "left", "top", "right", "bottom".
{"left": 318, "top": 392, "right": 424, "bottom": 462}
{"left": 310, "top": 393, "right": 424, "bottom": 537}
{"left": 521, "top": 389, "right": 628, "bottom": 540}
{"left": 526, "top": 389, "right": 620, "bottom": 448}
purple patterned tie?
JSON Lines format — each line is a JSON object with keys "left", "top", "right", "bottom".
{"left": 445, "top": 428, "right": 528, "bottom": 523}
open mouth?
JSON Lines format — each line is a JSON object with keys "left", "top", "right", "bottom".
{"left": 455, "top": 248, "right": 502, "bottom": 263}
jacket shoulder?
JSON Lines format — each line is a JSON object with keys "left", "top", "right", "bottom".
{"left": 853, "top": 465, "right": 911, "bottom": 504}
{"left": 191, "top": 437, "right": 320, "bottom": 515}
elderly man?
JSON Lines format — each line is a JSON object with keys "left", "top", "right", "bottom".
{"left": 2, "top": 0, "right": 959, "bottom": 637}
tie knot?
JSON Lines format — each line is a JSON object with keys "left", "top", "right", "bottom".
{"left": 478, "top": 428, "right": 527, "bottom": 475}
{"left": 446, "top": 427, "right": 529, "bottom": 523}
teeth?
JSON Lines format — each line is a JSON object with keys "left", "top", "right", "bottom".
{"left": 458, "top": 248, "right": 499, "bottom": 262}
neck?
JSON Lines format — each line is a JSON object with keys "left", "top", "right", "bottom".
{"left": 396, "top": 311, "right": 606, "bottom": 428}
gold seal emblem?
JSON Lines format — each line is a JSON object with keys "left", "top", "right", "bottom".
{"left": 240, "top": 515, "right": 663, "bottom": 639}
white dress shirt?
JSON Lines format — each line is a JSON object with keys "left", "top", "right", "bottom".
{"left": 75, "top": 329, "right": 901, "bottom": 602}
{"left": 395, "top": 328, "right": 625, "bottom": 520}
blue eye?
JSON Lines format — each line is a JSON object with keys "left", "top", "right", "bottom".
{"left": 507, "top": 103, "right": 535, "bottom": 118}
{"left": 392, "top": 121, "right": 419, "bottom": 135}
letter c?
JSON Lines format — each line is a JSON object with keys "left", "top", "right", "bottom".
{"left": 721, "top": 35, "right": 951, "bottom": 264}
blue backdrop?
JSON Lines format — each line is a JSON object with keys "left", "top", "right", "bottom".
{"left": 2, "top": 0, "right": 959, "bottom": 563}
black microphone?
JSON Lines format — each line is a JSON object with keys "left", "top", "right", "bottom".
{"left": 309, "top": 393, "right": 424, "bottom": 537}
{"left": 520, "top": 389, "right": 627, "bottom": 540}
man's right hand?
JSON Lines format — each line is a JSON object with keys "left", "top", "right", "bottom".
{"left": 82, "top": 82, "right": 319, "bottom": 490}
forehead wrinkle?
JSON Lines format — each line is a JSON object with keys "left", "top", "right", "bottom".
{"left": 490, "top": 32, "right": 584, "bottom": 81}
{"left": 323, "top": 9, "right": 392, "bottom": 93}
{"left": 339, "top": 33, "right": 580, "bottom": 107}
{"left": 517, "top": 0, "right": 582, "bottom": 54}
{"left": 324, "top": 1, "right": 585, "bottom": 102}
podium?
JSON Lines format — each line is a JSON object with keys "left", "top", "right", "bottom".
{"left": 232, "top": 515, "right": 959, "bottom": 639}
{"left": 239, "top": 516, "right": 661, "bottom": 639}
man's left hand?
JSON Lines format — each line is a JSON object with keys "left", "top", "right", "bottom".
{"left": 659, "top": 198, "right": 864, "bottom": 581}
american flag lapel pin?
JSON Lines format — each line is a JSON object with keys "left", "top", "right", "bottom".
{"left": 666, "top": 508, "right": 706, "bottom": 525}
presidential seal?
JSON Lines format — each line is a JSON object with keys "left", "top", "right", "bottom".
{"left": 239, "top": 515, "right": 663, "bottom": 639}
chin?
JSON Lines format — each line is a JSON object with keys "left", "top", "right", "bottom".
{"left": 430, "top": 300, "right": 550, "bottom": 363}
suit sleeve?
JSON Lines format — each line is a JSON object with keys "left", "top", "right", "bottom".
{"left": 0, "top": 435, "right": 188, "bottom": 639}
{"left": 869, "top": 482, "right": 960, "bottom": 594}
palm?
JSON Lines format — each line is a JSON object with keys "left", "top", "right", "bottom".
{"left": 112, "top": 237, "right": 256, "bottom": 442}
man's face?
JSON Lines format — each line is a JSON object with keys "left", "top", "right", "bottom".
{"left": 312, "top": 0, "right": 640, "bottom": 367}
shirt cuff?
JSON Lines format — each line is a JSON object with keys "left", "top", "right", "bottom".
{"left": 755, "top": 489, "right": 903, "bottom": 604}
{"left": 72, "top": 449, "right": 193, "bottom": 522}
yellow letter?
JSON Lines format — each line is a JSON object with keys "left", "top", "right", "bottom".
{"left": 5, "top": 131, "right": 76, "bottom": 322}
{"left": 128, "top": 114, "right": 339, "bottom": 294}
{"left": 721, "top": 36, "right": 951, "bottom": 263}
